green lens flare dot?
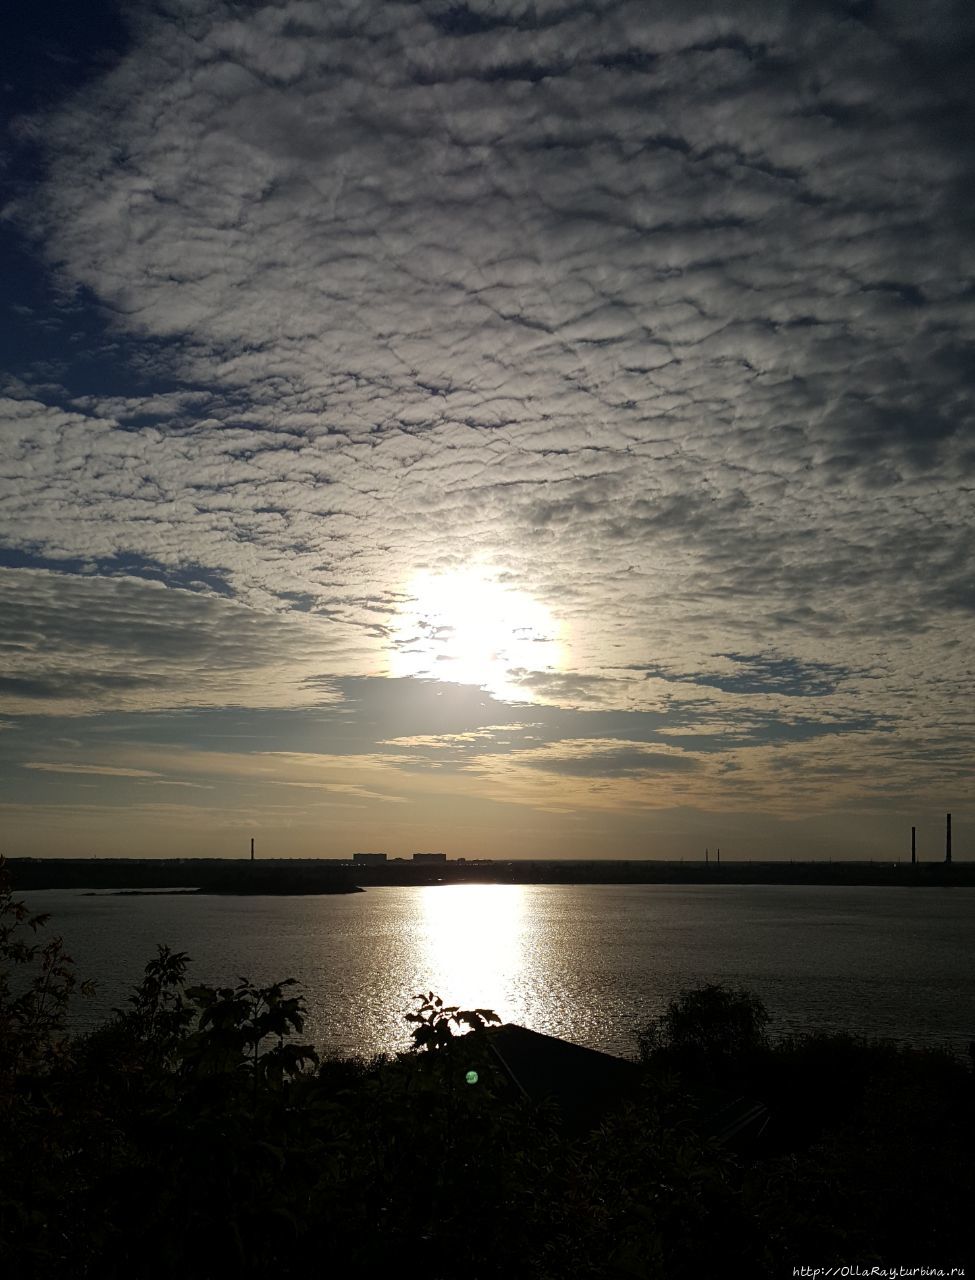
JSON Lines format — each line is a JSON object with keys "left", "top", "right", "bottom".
{"left": 465, "top": 1070, "right": 479, "bottom": 1085}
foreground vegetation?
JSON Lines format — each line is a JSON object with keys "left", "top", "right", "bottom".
{"left": 2, "top": 863, "right": 973, "bottom": 1277}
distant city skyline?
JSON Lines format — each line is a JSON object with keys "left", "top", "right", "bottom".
{"left": 1, "top": 1, "right": 972, "bottom": 859}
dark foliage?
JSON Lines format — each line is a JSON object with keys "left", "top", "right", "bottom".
{"left": 405, "top": 990, "right": 502, "bottom": 1050}
{"left": 636, "top": 982, "right": 769, "bottom": 1074}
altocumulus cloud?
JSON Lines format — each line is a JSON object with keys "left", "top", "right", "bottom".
{"left": 521, "top": 745, "right": 700, "bottom": 778}
{"left": 0, "top": 567, "right": 362, "bottom": 715}
{"left": 23, "top": 763, "right": 163, "bottom": 778}
{"left": 0, "top": 0, "right": 973, "bottom": 833}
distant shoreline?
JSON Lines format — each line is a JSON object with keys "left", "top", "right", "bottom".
{"left": 83, "top": 884, "right": 365, "bottom": 897}
{"left": 10, "top": 857, "right": 974, "bottom": 893}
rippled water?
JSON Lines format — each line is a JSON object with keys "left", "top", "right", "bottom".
{"left": 20, "top": 884, "right": 975, "bottom": 1057}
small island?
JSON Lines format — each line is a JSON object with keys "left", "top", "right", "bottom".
{"left": 88, "top": 880, "right": 365, "bottom": 896}
{"left": 198, "top": 871, "right": 364, "bottom": 896}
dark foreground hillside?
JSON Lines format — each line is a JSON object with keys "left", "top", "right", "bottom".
{"left": 2, "top": 861, "right": 973, "bottom": 1278}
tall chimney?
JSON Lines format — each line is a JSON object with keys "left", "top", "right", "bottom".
{"left": 946, "top": 813, "right": 951, "bottom": 865}
{"left": 911, "top": 826, "right": 916, "bottom": 865}
{"left": 717, "top": 846, "right": 720, "bottom": 864}
{"left": 250, "top": 837, "right": 255, "bottom": 862}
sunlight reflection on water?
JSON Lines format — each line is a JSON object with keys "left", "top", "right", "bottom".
{"left": 418, "top": 884, "right": 526, "bottom": 1017}
{"left": 21, "top": 884, "right": 975, "bottom": 1059}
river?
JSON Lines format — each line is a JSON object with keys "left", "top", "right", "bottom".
{"left": 20, "top": 883, "right": 975, "bottom": 1058}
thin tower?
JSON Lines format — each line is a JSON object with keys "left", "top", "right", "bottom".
{"left": 250, "top": 837, "right": 255, "bottom": 862}
{"left": 911, "top": 826, "right": 916, "bottom": 865}
{"left": 946, "top": 813, "right": 951, "bottom": 865}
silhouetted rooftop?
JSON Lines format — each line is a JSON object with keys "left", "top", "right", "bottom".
{"left": 483, "top": 1024, "right": 640, "bottom": 1123}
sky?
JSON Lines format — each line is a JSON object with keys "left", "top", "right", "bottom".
{"left": 1, "top": 0, "right": 972, "bottom": 861}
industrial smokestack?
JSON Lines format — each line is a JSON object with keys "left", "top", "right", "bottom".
{"left": 946, "top": 813, "right": 951, "bottom": 865}
{"left": 250, "top": 837, "right": 255, "bottom": 862}
{"left": 911, "top": 826, "right": 916, "bottom": 865}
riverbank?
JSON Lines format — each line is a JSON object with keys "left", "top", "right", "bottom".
{"left": 8, "top": 855, "right": 973, "bottom": 892}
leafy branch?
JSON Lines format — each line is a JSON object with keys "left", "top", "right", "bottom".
{"left": 405, "top": 991, "right": 501, "bottom": 1052}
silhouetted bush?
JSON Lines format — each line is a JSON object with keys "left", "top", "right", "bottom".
{"left": 636, "top": 981, "right": 769, "bottom": 1077}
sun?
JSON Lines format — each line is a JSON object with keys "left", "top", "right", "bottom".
{"left": 389, "top": 565, "right": 564, "bottom": 700}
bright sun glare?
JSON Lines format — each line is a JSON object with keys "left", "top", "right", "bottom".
{"left": 389, "top": 566, "right": 564, "bottom": 700}
{"left": 420, "top": 884, "right": 526, "bottom": 1016}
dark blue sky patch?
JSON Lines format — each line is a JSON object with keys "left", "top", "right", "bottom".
{"left": 1, "top": 0, "right": 130, "bottom": 117}
{"left": 102, "top": 554, "right": 236, "bottom": 598}
{"left": 427, "top": 4, "right": 510, "bottom": 37}
{"left": 0, "top": 547, "right": 92, "bottom": 574}
{"left": 0, "top": 239, "right": 201, "bottom": 404}
{"left": 0, "top": 548, "right": 234, "bottom": 597}
{"left": 645, "top": 652, "right": 851, "bottom": 698}
{"left": 2, "top": 4, "right": 139, "bottom": 393}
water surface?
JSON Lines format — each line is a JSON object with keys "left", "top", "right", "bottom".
{"left": 22, "top": 884, "right": 975, "bottom": 1058}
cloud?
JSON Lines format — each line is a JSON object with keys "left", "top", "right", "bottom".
{"left": 0, "top": 566, "right": 363, "bottom": 714}
{"left": 139, "top": 779, "right": 213, "bottom": 789}
{"left": 271, "top": 780, "right": 409, "bottom": 804}
{"left": 520, "top": 744, "right": 700, "bottom": 778}
{"left": 22, "top": 762, "right": 162, "bottom": 778}
{"left": 0, "top": 0, "right": 972, "bottom": 831}
{"left": 506, "top": 669, "right": 619, "bottom": 706}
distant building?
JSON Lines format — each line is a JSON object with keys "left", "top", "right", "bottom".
{"left": 412, "top": 852, "right": 447, "bottom": 863}
{"left": 353, "top": 852, "right": 387, "bottom": 865}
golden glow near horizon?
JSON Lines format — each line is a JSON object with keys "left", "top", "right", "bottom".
{"left": 389, "top": 567, "right": 564, "bottom": 701}
{"left": 418, "top": 883, "right": 526, "bottom": 1018}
